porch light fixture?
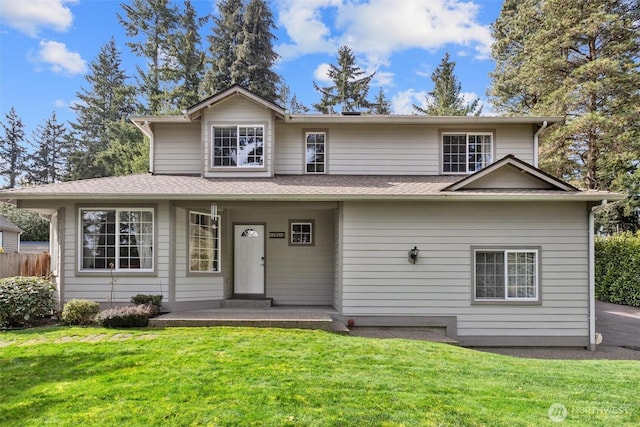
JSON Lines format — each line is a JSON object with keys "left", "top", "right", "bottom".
{"left": 409, "top": 246, "right": 420, "bottom": 264}
{"left": 210, "top": 203, "right": 218, "bottom": 219}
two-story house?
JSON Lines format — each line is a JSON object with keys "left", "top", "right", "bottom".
{"left": 0, "top": 85, "right": 622, "bottom": 348}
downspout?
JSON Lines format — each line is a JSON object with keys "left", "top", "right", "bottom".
{"left": 588, "top": 200, "right": 607, "bottom": 351}
{"left": 533, "top": 121, "right": 548, "bottom": 168}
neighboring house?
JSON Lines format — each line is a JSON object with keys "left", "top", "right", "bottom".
{"left": 0, "top": 215, "right": 22, "bottom": 253}
{"left": 0, "top": 85, "right": 622, "bottom": 348}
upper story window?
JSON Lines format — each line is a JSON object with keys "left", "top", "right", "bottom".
{"left": 305, "top": 132, "right": 326, "bottom": 173}
{"left": 79, "top": 208, "right": 154, "bottom": 272}
{"left": 212, "top": 125, "right": 264, "bottom": 167}
{"left": 443, "top": 132, "right": 493, "bottom": 174}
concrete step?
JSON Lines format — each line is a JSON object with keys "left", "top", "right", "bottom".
{"left": 222, "top": 298, "right": 273, "bottom": 309}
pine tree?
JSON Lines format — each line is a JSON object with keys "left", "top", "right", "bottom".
{"left": 0, "top": 107, "right": 27, "bottom": 188}
{"left": 95, "top": 120, "right": 149, "bottom": 176}
{"left": 201, "top": 0, "right": 245, "bottom": 95}
{"left": 313, "top": 46, "right": 375, "bottom": 113}
{"left": 118, "top": 0, "right": 179, "bottom": 114}
{"left": 289, "top": 95, "right": 310, "bottom": 114}
{"left": 414, "top": 53, "right": 481, "bottom": 116}
{"left": 370, "top": 88, "right": 392, "bottom": 114}
{"left": 231, "top": 0, "right": 280, "bottom": 101}
{"left": 68, "top": 38, "right": 137, "bottom": 180}
{"left": 26, "top": 112, "right": 72, "bottom": 185}
{"left": 489, "top": 0, "right": 640, "bottom": 230}
{"left": 167, "top": 0, "right": 207, "bottom": 110}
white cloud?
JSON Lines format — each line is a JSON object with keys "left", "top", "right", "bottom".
{"left": 54, "top": 99, "right": 67, "bottom": 107}
{"left": 313, "top": 63, "right": 333, "bottom": 84}
{"left": 36, "top": 40, "right": 87, "bottom": 76}
{"left": 0, "top": 0, "right": 76, "bottom": 37}
{"left": 276, "top": 0, "right": 493, "bottom": 67}
{"left": 392, "top": 88, "right": 428, "bottom": 114}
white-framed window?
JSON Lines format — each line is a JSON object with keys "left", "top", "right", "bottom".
{"left": 189, "top": 211, "right": 221, "bottom": 273}
{"left": 0, "top": 231, "right": 3, "bottom": 250}
{"left": 211, "top": 125, "right": 264, "bottom": 167}
{"left": 305, "top": 132, "right": 326, "bottom": 173}
{"left": 443, "top": 132, "right": 493, "bottom": 173}
{"left": 289, "top": 220, "right": 314, "bottom": 245}
{"left": 79, "top": 208, "right": 154, "bottom": 272}
{"left": 474, "top": 248, "right": 539, "bottom": 302}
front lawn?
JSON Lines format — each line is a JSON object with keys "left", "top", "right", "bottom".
{"left": 1, "top": 327, "right": 638, "bottom": 426}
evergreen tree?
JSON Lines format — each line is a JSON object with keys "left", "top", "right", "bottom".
{"left": 414, "top": 53, "right": 481, "bottom": 116}
{"left": 0, "top": 107, "right": 27, "bottom": 188}
{"left": 313, "top": 46, "right": 375, "bottom": 113}
{"left": 201, "top": 0, "right": 245, "bottom": 96}
{"left": 118, "top": 0, "right": 179, "bottom": 114}
{"left": 95, "top": 120, "right": 149, "bottom": 176}
{"left": 167, "top": 0, "right": 207, "bottom": 110}
{"left": 0, "top": 202, "right": 49, "bottom": 241}
{"left": 68, "top": 38, "right": 137, "bottom": 180}
{"left": 26, "top": 112, "right": 72, "bottom": 185}
{"left": 231, "top": 0, "right": 280, "bottom": 101}
{"left": 289, "top": 95, "right": 310, "bottom": 114}
{"left": 489, "top": 0, "right": 640, "bottom": 230}
{"left": 370, "top": 88, "right": 392, "bottom": 114}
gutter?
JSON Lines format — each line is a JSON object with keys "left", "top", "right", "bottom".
{"left": 533, "top": 121, "right": 548, "bottom": 168}
{"left": 588, "top": 199, "right": 607, "bottom": 351}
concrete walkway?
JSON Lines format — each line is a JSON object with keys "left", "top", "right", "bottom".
{"left": 596, "top": 301, "right": 640, "bottom": 349}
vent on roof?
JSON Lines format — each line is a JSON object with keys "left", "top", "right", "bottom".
{"left": 341, "top": 111, "right": 362, "bottom": 116}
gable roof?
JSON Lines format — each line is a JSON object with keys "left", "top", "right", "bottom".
{"left": 184, "top": 85, "right": 285, "bottom": 120}
{"left": 443, "top": 155, "right": 579, "bottom": 192}
{"left": 0, "top": 215, "right": 22, "bottom": 233}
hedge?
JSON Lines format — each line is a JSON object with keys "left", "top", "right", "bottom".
{"left": 595, "top": 232, "right": 640, "bottom": 307}
{"left": 0, "top": 276, "right": 56, "bottom": 328}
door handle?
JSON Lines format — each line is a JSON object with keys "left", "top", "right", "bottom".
{"left": 260, "top": 256, "right": 264, "bottom": 266}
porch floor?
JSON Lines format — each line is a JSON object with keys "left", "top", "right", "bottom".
{"left": 149, "top": 306, "right": 345, "bottom": 332}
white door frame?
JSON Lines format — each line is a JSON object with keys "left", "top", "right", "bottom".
{"left": 233, "top": 223, "right": 266, "bottom": 296}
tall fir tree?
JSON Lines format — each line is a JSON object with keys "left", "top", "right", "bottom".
{"left": 68, "top": 38, "right": 138, "bottom": 180}
{"left": 167, "top": 0, "right": 207, "bottom": 110}
{"left": 231, "top": 0, "right": 280, "bottom": 101}
{"left": 26, "top": 112, "right": 72, "bottom": 185}
{"left": 489, "top": 0, "right": 640, "bottom": 231}
{"left": 313, "top": 46, "right": 375, "bottom": 113}
{"left": 0, "top": 107, "right": 27, "bottom": 188}
{"left": 95, "top": 120, "right": 149, "bottom": 176}
{"left": 413, "top": 53, "right": 481, "bottom": 116}
{"left": 370, "top": 88, "right": 392, "bottom": 114}
{"left": 201, "top": 0, "right": 245, "bottom": 96}
{"left": 118, "top": 0, "right": 179, "bottom": 114}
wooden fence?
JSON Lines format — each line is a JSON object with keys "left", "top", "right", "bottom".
{"left": 0, "top": 253, "right": 51, "bottom": 278}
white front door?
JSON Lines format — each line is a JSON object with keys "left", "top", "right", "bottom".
{"left": 234, "top": 225, "right": 265, "bottom": 295}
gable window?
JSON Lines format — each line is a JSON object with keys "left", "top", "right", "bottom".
{"left": 212, "top": 125, "right": 264, "bottom": 167}
{"left": 189, "top": 212, "right": 221, "bottom": 273}
{"left": 289, "top": 220, "right": 314, "bottom": 245}
{"left": 80, "top": 208, "right": 154, "bottom": 272}
{"left": 305, "top": 132, "right": 325, "bottom": 173}
{"left": 474, "top": 248, "right": 539, "bottom": 302}
{"left": 443, "top": 132, "right": 493, "bottom": 173}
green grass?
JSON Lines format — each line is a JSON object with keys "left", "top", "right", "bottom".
{"left": 1, "top": 327, "right": 638, "bottom": 426}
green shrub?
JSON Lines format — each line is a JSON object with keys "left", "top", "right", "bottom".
{"left": 61, "top": 299, "right": 100, "bottom": 325}
{"left": 595, "top": 231, "right": 640, "bottom": 307}
{"left": 0, "top": 276, "right": 56, "bottom": 328}
{"left": 130, "top": 294, "right": 163, "bottom": 316}
{"left": 95, "top": 305, "right": 152, "bottom": 328}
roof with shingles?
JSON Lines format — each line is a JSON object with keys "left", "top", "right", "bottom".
{"left": 0, "top": 173, "right": 621, "bottom": 202}
{"left": 0, "top": 215, "right": 22, "bottom": 232}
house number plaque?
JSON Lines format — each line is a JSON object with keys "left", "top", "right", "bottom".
{"left": 269, "top": 232, "right": 286, "bottom": 239}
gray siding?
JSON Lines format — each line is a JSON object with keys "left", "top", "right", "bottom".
{"left": 275, "top": 123, "right": 535, "bottom": 175}
{"left": 340, "top": 201, "right": 589, "bottom": 340}
{"left": 153, "top": 122, "right": 201, "bottom": 175}
{"left": 0, "top": 230, "right": 19, "bottom": 253}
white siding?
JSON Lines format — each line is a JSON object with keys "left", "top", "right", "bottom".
{"left": 340, "top": 201, "right": 589, "bottom": 339}
{"left": 153, "top": 122, "right": 201, "bottom": 175}
{"left": 174, "top": 207, "right": 224, "bottom": 302}
{"left": 229, "top": 205, "right": 335, "bottom": 305}
{"left": 274, "top": 123, "right": 535, "bottom": 175}
{"left": 58, "top": 201, "right": 171, "bottom": 303}
{"left": 203, "top": 96, "right": 274, "bottom": 178}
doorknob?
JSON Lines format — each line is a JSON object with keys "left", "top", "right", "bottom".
{"left": 261, "top": 256, "right": 264, "bottom": 266}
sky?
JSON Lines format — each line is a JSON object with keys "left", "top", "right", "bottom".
{"left": 0, "top": 0, "right": 503, "bottom": 137}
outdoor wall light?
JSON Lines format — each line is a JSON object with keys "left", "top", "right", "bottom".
{"left": 408, "top": 246, "right": 420, "bottom": 264}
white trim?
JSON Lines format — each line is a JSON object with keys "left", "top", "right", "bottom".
{"left": 78, "top": 207, "right": 155, "bottom": 273}
{"left": 304, "top": 131, "right": 326, "bottom": 174}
